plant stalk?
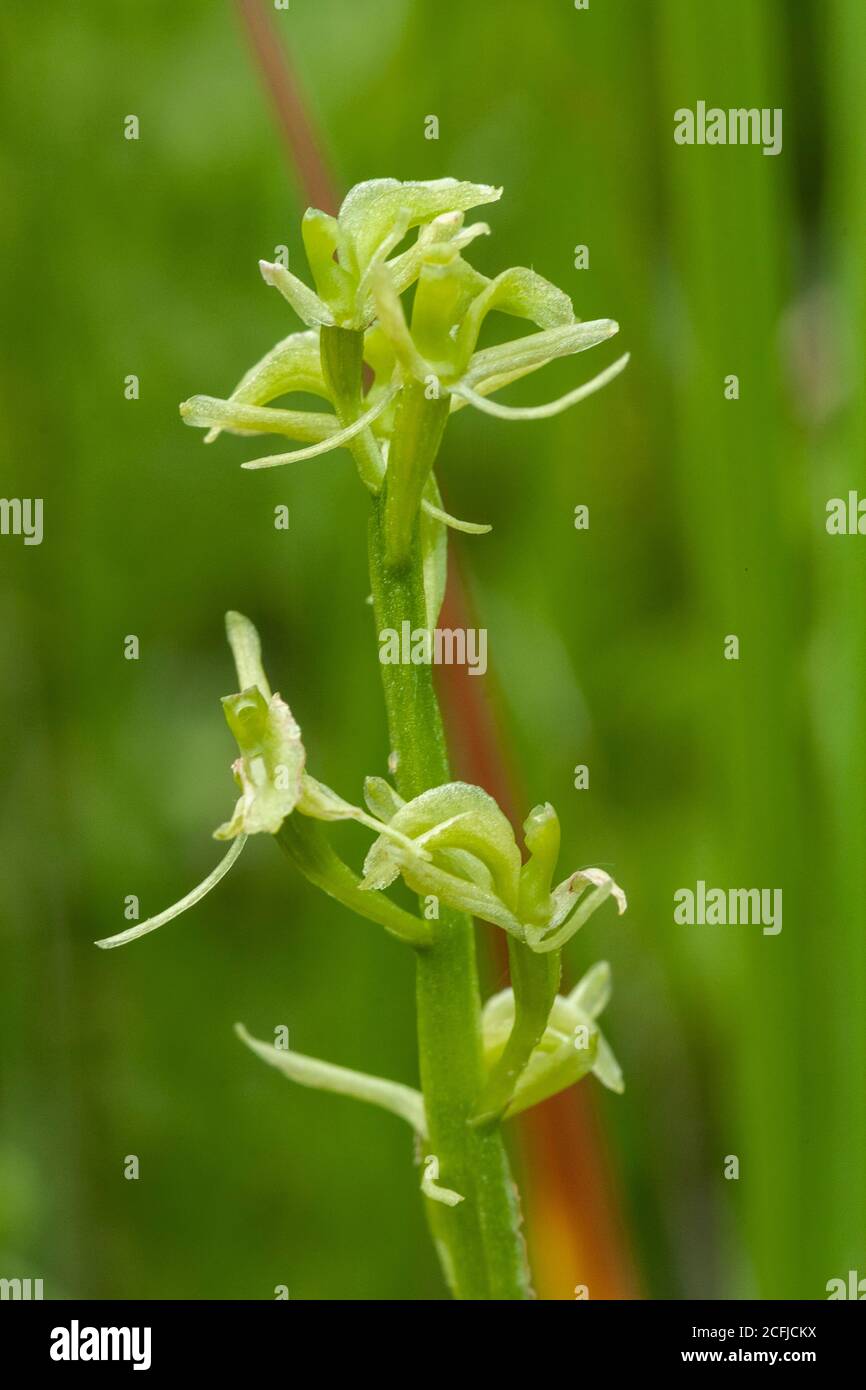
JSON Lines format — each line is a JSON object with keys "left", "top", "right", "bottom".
{"left": 368, "top": 494, "right": 531, "bottom": 1300}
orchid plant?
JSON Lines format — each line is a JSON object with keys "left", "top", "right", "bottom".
{"left": 99, "top": 179, "right": 629, "bottom": 1300}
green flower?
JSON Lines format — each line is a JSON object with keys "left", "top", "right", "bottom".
{"left": 232, "top": 960, "right": 622, "bottom": 1162}
{"left": 370, "top": 239, "right": 628, "bottom": 421}
{"left": 258, "top": 177, "right": 501, "bottom": 330}
{"left": 178, "top": 178, "right": 627, "bottom": 483}
{"left": 481, "top": 961, "right": 624, "bottom": 1117}
{"left": 95, "top": 613, "right": 427, "bottom": 950}
{"left": 360, "top": 782, "right": 626, "bottom": 952}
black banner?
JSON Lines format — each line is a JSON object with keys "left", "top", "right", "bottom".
{"left": 1, "top": 1298, "right": 862, "bottom": 1373}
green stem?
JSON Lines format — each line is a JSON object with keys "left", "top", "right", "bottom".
{"left": 474, "top": 940, "right": 561, "bottom": 1126}
{"left": 368, "top": 493, "right": 531, "bottom": 1301}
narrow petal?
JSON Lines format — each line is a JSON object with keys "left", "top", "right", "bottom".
{"left": 180, "top": 395, "right": 339, "bottom": 444}
{"left": 259, "top": 259, "right": 335, "bottom": 327}
{"left": 524, "top": 867, "right": 626, "bottom": 953}
{"left": 420, "top": 498, "right": 492, "bottom": 535}
{"left": 381, "top": 213, "right": 491, "bottom": 307}
{"left": 225, "top": 610, "right": 271, "bottom": 698}
{"left": 462, "top": 319, "right": 620, "bottom": 389}
{"left": 569, "top": 960, "right": 612, "bottom": 1019}
{"left": 452, "top": 265, "right": 575, "bottom": 374}
{"left": 593, "top": 1034, "right": 625, "bottom": 1094}
{"left": 338, "top": 177, "right": 501, "bottom": 278}
{"left": 369, "top": 266, "right": 430, "bottom": 379}
{"left": 199, "top": 330, "right": 329, "bottom": 444}
{"left": 95, "top": 835, "right": 247, "bottom": 949}
{"left": 454, "top": 352, "right": 630, "bottom": 421}
{"left": 363, "top": 775, "right": 405, "bottom": 822}
{"left": 301, "top": 208, "right": 355, "bottom": 319}
{"left": 235, "top": 1023, "right": 427, "bottom": 1135}
{"left": 241, "top": 384, "right": 398, "bottom": 470}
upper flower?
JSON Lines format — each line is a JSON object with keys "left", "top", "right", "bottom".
{"left": 258, "top": 177, "right": 502, "bottom": 331}
{"left": 178, "top": 177, "right": 628, "bottom": 490}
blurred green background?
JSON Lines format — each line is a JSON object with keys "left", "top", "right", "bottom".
{"left": 1, "top": 0, "right": 864, "bottom": 1300}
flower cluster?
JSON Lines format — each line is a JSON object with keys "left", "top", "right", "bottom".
{"left": 179, "top": 178, "right": 628, "bottom": 544}
{"left": 102, "top": 182, "right": 629, "bottom": 1220}
{"left": 96, "top": 612, "right": 625, "bottom": 1146}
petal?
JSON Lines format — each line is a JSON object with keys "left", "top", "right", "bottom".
{"left": 369, "top": 266, "right": 430, "bottom": 379}
{"left": 259, "top": 259, "right": 335, "bottom": 327}
{"left": 215, "top": 687, "right": 306, "bottom": 838}
{"left": 374, "top": 783, "right": 522, "bottom": 908}
{"left": 593, "top": 1033, "right": 625, "bottom": 1094}
{"left": 504, "top": 1021, "right": 599, "bottom": 1118}
{"left": 524, "top": 867, "right": 626, "bottom": 954}
{"left": 301, "top": 208, "right": 355, "bottom": 319}
{"left": 462, "top": 319, "right": 620, "bottom": 389}
{"left": 452, "top": 266, "right": 575, "bottom": 374}
{"left": 568, "top": 961, "right": 612, "bottom": 1019}
{"left": 235, "top": 1024, "right": 427, "bottom": 1135}
{"left": 94, "top": 835, "right": 247, "bottom": 949}
{"left": 382, "top": 211, "right": 491, "bottom": 304}
{"left": 225, "top": 610, "right": 272, "bottom": 698}
{"left": 199, "top": 330, "right": 330, "bottom": 444}
{"left": 337, "top": 177, "right": 501, "bottom": 279}
{"left": 517, "top": 803, "right": 561, "bottom": 927}
{"left": 363, "top": 775, "right": 406, "bottom": 823}
{"left": 420, "top": 496, "right": 492, "bottom": 535}
{"left": 240, "top": 383, "right": 398, "bottom": 470}
{"left": 454, "top": 352, "right": 630, "bottom": 421}
{"left": 180, "top": 395, "right": 339, "bottom": 444}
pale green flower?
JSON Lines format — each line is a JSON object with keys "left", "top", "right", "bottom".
{"left": 360, "top": 782, "right": 626, "bottom": 952}
{"left": 370, "top": 239, "right": 629, "bottom": 420}
{"left": 95, "top": 613, "right": 426, "bottom": 950}
{"left": 258, "top": 178, "right": 501, "bottom": 330}
{"left": 481, "top": 961, "right": 624, "bottom": 1117}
